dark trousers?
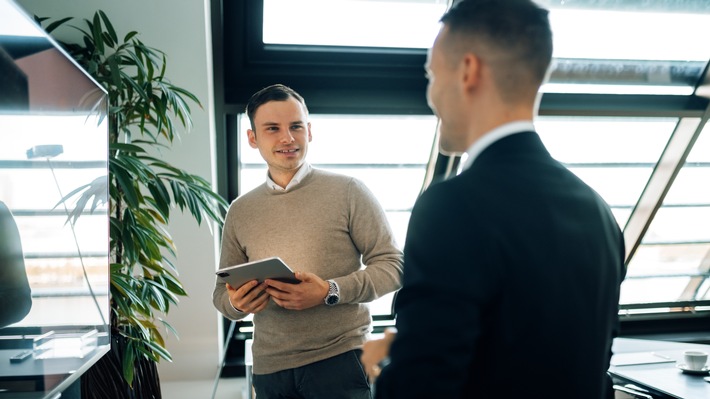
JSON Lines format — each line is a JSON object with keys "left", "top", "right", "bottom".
{"left": 252, "top": 349, "right": 371, "bottom": 399}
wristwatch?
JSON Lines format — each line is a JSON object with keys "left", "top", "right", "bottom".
{"left": 324, "top": 280, "right": 340, "bottom": 306}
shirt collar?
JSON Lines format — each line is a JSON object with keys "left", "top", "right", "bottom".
{"left": 461, "top": 121, "right": 535, "bottom": 172}
{"left": 266, "top": 162, "right": 312, "bottom": 192}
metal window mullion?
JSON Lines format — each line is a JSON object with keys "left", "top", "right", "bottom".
{"left": 623, "top": 116, "right": 707, "bottom": 263}
{"left": 679, "top": 246, "right": 710, "bottom": 301}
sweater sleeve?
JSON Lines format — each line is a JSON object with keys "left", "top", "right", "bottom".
{"left": 212, "top": 201, "right": 250, "bottom": 321}
{"left": 334, "top": 178, "right": 404, "bottom": 304}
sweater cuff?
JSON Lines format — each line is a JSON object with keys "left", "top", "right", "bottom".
{"left": 229, "top": 300, "right": 246, "bottom": 314}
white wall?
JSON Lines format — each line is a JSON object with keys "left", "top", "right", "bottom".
{"left": 15, "top": 0, "right": 223, "bottom": 388}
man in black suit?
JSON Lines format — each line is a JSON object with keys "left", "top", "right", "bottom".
{"left": 362, "top": 1, "right": 626, "bottom": 398}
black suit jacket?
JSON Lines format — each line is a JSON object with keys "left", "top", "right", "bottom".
{"left": 376, "top": 132, "right": 625, "bottom": 399}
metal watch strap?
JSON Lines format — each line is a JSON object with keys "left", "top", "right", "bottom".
{"left": 324, "top": 280, "right": 339, "bottom": 305}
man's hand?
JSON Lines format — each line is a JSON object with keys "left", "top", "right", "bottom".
{"left": 265, "top": 271, "right": 329, "bottom": 310}
{"left": 361, "top": 328, "right": 397, "bottom": 383}
{"left": 226, "top": 280, "right": 270, "bottom": 314}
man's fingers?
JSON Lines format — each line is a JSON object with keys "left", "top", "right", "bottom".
{"left": 369, "top": 364, "right": 381, "bottom": 382}
{"left": 237, "top": 280, "right": 259, "bottom": 294}
{"left": 294, "top": 271, "right": 313, "bottom": 282}
{"left": 231, "top": 282, "right": 270, "bottom": 312}
{"left": 265, "top": 278, "right": 297, "bottom": 292}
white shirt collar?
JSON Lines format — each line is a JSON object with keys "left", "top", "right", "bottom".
{"left": 461, "top": 121, "right": 535, "bottom": 172}
{"left": 266, "top": 163, "right": 312, "bottom": 192}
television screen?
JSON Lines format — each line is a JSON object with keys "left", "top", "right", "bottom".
{"left": 0, "top": 0, "right": 110, "bottom": 397}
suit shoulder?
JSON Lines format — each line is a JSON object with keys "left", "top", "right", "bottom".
{"left": 414, "top": 177, "right": 470, "bottom": 216}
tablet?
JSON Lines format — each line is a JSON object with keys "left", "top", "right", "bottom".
{"left": 215, "top": 257, "right": 299, "bottom": 288}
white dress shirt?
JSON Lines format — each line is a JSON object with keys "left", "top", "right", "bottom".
{"left": 266, "top": 162, "right": 313, "bottom": 191}
{"left": 461, "top": 121, "right": 536, "bottom": 172}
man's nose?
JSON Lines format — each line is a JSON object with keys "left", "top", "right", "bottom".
{"left": 280, "top": 130, "right": 295, "bottom": 143}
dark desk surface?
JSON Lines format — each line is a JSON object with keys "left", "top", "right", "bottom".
{"left": 610, "top": 338, "right": 710, "bottom": 399}
{"left": 0, "top": 346, "right": 109, "bottom": 399}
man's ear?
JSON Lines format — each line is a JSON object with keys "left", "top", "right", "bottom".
{"left": 461, "top": 53, "right": 481, "bottom": 91}
{"left": 307, "top": 122, "right": 312, "bottom": 142}
{"left": 247, "top": 129, "right": 258, "bottom": 148}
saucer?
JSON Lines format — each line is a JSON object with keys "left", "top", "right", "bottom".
{"left": 676, "top": 363, "right": 710, "bottom": 375}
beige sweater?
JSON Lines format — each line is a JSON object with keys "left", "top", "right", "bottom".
{"left": 213, "top": 169, "right": 403, "bottom": 374}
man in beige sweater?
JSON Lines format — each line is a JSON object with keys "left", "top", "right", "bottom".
{"left": 212, "top": 84, "right": 403, "bottom": 399}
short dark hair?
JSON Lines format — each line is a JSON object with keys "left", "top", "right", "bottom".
{"left": 440, "top": 0, "right": 553, "bottom": 102}
{"left": 245, "top": 84, "right": 308, "bottom": 131}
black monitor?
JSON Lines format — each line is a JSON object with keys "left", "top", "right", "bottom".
{"left": 0, "top": 0, "right": 110, "bottom": 397}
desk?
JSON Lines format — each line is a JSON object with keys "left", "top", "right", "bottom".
{"left": 610, "top": 338, "right": 710, "bottom": 399}
{"left": 0, "top": 346, "right": 109, "bottom": 399}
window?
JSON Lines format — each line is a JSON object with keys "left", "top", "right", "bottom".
{"left": 263, "top": 0, "right": 446, "bottom": 49}
{"left": 259, "top": 0, "right": 710, "bottom": 96}
{"left": 624, "top": 123, "right": 710, "bottom": 308}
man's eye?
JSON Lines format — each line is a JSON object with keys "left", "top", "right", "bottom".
{"left": 291, "top": 125, "right": 303, "bottom": 130}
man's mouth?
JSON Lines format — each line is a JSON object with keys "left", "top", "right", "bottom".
{"left": 276, "top": 149, "right": 299, "bottom": 154}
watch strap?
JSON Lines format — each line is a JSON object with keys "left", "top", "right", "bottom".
{"left": 324, "top": 279, "right": 340, "bottom": 305}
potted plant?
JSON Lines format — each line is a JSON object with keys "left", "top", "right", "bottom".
{"left": 38, "top": 11, "right": 228, "bottom": 398}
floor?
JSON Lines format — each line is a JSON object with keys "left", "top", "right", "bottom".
{"left": 161, "top": 377, "right": 250, "bottom": 399}
{"left": 161, "top": 378, "right": 637, "bottom": 399}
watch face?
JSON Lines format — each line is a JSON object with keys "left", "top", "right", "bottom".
{"left": 326, "top": 295, "right": 339, "bottom": 305}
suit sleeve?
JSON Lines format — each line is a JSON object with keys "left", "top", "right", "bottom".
{"left": 375, "top": 184, "right": 502, "bottom": 398}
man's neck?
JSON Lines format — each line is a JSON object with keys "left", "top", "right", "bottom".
{"left": 268, "top": 170, "right": 297, "bottom": 189}
{"left": 465, "top": 103, "right": 534, "bottom": 149}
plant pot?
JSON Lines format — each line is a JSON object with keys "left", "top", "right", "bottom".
{"left": 81, "top": 333, "right": 161, "bottom": 399}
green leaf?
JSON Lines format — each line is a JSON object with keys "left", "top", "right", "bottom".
{"left": 124, "top": 31, "right": 139, "bottom": 42}
{"left": 44, "top": 17, "right": 73, "bottom": 34}
{"left": 123, "top": 341, "right": 136, "bottom": 385}
{"left": 102, "top": 31, "right": 115, "bottom": 48}
{"left": 161, "top": 272, "right": 188, "bottom": 296}
{"left": 91, "top": 12, "right": 104, "bottom": 53}
{"left": 160, "top": 318, "right": 180, "bottom": 339}
{"left": 107, "top": 54, "right": 123, "bottom": 91}
{"left": 147, "top": 180, "right": 171, "bottom": 219}
{"left": 110, "top": 142, "right": 146, "bottom": 153}
{"left": 144, "top": 340, "right": 172, "bottom": 362}
{"left": 112, "top": 159, "right": 141, "bottom": 208}
{"left": 98, "top": 10, "right": 118, "bottom": 44}
{"left": 119, "top": 70, "right": 149, "bottom": 102}
{"left": 112, "top": 277, "right": 143, "bottom": 305}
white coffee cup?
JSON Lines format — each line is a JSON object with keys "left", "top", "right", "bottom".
{"left": 683, "top": 350, "right": 708, "bottom": 371}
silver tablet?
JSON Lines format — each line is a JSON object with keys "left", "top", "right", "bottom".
{"left": 215, "top": 256, "right": 299, "bottom": 288}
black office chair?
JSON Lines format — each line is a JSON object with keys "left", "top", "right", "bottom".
{"left": 0, "top": 201, "right": 32, "bottom": 328}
